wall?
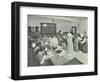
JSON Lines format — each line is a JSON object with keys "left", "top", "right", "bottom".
{"left": 28, "top": 15, "right": 87, "bottom": 33}
{"left": 0, "top": 0, "right": 99, "bottom": 82}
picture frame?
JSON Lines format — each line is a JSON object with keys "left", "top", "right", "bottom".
{"left": 11, "top": 1, "right": 98, "bottom": 80}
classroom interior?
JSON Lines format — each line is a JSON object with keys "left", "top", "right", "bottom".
{"left": 27, "top": 15, "right": 88, "bottom": 66}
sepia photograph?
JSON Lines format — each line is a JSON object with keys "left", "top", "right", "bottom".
{"left": 27, "top": 15, "right": 88, "bottom": 67}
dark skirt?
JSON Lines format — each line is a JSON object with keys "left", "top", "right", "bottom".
{"left": 78, "top": 42, "right": 88, "bottom": 53}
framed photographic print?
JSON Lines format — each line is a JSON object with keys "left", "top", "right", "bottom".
{"left": 11, "top": 1, "right": 98, "bottom": 80}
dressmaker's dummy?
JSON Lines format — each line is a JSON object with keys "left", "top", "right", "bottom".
{"left": 67, "top": 32, "right": 73, "bottom": 53}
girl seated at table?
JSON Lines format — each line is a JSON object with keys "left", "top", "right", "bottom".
{"left": 37, "top": 45, "right": 54, "bottom": 65}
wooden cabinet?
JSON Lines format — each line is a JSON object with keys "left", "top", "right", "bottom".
{"left": 41, "top": 23, "right": 56, "bottom": 35}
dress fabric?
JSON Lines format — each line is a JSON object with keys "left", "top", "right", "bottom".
{"left": 67, "top": 33, "right": 74, "bottom": 53}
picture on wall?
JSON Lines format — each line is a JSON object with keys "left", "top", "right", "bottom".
{"left": 11, "top": 2, "right": 98, "bottom": 80}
